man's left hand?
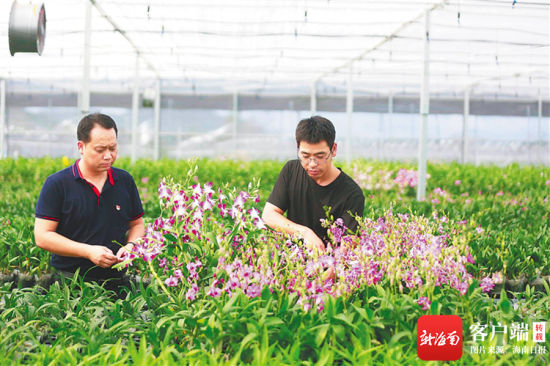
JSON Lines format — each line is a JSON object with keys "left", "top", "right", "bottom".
{"left": 116, "top": 243, "right": 134, "bottom": 262}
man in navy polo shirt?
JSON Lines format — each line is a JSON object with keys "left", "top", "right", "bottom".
{"left": 34, "top": 113, "right": 144, "bottom": 285}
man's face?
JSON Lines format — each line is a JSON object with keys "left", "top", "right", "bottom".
{"left": 77, "top": 125, "right": 118, "bottom": 173}
{"left": 297, "top": 140, "right": 336, "bottom": 180}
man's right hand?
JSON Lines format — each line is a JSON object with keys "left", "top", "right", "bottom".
{"left": 86, "top": 246, "right": 118, "bottom": 268}
{"left": 303, "top": 229, "right": 325, "bottom": 253}
{"left": 262, "top": 202, "right": 325, "bottom": 253}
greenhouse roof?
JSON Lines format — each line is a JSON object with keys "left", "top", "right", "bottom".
{"left": 0, "top": 0, "right": 548, "bottom": 100}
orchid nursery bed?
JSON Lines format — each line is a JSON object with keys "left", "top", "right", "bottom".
{"left": 0, "top": 158, "right": 548, "bottom": 365}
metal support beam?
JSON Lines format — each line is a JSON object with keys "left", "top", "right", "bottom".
{"left": 310, "top": 82, "right": 317, "bottom": 115}
{"left": 345, "top": 63, "right": 353, "bottom": 164}
{"left": 380, "top": 93, "right": 393, "bottom": 160}
{"left": 315, "top": 1, "right": 447, "bottom": 83}
{"left": 535, "top": 90, "right": 542, "bottom": 164}
{"left": 0, "top": 79, "right": 5, "bottom": 158}
{"left": 461, "top": 87, "right": 470, "bottom": 164}
{"left": 153, "top": 79, "right": 161, "bottom": 161}
{"left": 547, "top": 96, "right": 550, "bottom": 166}
{"left": 131, "top": 55, "right": 140, "bottom": 164}
{"left": 537, "top": 91, "right": 542, "bottom": 142}
{"left": 416, "top": 10, "right": 430, "bottom": 201}
{"left": 232, "top": 90, "right": 238, "bottom": 154}
{"left": 540, "top": 91, "right": 549, "bottom": 166}
{"left": 80, "top": 0, "right": 91, "bottom": 115}
{"left": 90, "top": 0, "right": 160, "bottom": 79}
{"left": 527, "top": 105, "right": 533, "bottom": 164}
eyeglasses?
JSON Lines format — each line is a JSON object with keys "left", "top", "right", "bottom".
{"left": 297, "top": 150, "right": 332, "bottom": 164}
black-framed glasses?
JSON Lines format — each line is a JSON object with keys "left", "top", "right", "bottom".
{"left": 297, "top": 149, "right": 332, "bottom": 164}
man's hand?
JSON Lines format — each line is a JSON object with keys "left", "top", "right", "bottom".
{"left": 262, "top": 202, "right": 325, "bottom": 253}
{"left": 323, "top": 266, "right": 335, "bottom": 282}
{"left": 116, "top": 243, "right": 134, "bottom": 262}
{"left": 303, "top": 229, "right": 325, "bottom": 253}
{"left": 87, "top": 246, "right": 118, "bottom": 268}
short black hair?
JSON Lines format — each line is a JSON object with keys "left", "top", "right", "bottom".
{"left": 295, "top": 116, "right": 335, "bottom": 149}
{"left": 77, "top": 113, "right": 118, "bottom": 143}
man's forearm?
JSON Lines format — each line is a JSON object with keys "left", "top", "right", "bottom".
{"left": 126, "top": 218, "right": 145, "bottom": 244}
{"left": 262, "top": 209, "right": 311, "bottom": 238}
{"left": 35, "top": 230, "right": 92, "bottom": 259}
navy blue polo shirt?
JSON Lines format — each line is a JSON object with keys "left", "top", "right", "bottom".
{"left": 35, "top": 159, "right": 144, "bottom": 279}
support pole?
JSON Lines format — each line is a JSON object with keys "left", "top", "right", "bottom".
{"left": 416, "top": 10, "right": 430, "bottom": 201}
{"left": 381, "top": 93, "right": 393, "bottom": 160}
{"left": 547, "top": 98, "right": 550, "bottom": 166}
{"left": 527, "top": 105, "right": 532, "bottom": 164}
{"left": 131, "top": 54, "right": 140, "bottom": 164}
{"left": 377, "top": 114, "right": 383, "bottom": 160}
{"left": 0, "top": 80, "right": 5, "bottom": 158}
{"left": 153, "top": 79, "right": 161, "bottom": 161}
{"left": 80, "top": 0, "right": 91, "bottom": 115}
{"left": 310, "top": 82, "right": 317, "bottom": 115}
{"left": 345, "top": 63, "right": 353, "bottom": 164}
{"left": 232, "top": 90, "right": 238, "bottom": 154}
{"left": 461, "top": 87, "right": 470, "bottom": 164}
{"left": 537, "top": 90, "right": 543, "bottom": 164}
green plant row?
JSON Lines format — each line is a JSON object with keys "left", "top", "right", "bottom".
{"left": 0, "top": 277, "right": 548, "bottom": 365}
{"left": 1, "top": 157, "right": 549, "bottom": 364}
{"left": 1, "top": 157, "right": 548, "bottom": 280}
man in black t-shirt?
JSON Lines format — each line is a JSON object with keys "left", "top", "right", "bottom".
{"left": 262, "top": 116, "right": 365, "bottom": 252}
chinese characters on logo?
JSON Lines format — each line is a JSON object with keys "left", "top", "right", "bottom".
{"left": 468, "top": 322, "right": 547, "bottom": 355}
{"left": 417, "top": 317, "right": 547, "bottom": 360}
{"left": 419, "top": 330, "right": 460, "bottom": 347}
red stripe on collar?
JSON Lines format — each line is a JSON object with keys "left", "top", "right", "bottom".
{"left": 75, "top": 159, "right": 84, "bottom": 179}
{"left": 108, "top": 168, "right": 114, "bottom": 186}
{"left": 72, "top": 159, "right": 79, "bottom": 177}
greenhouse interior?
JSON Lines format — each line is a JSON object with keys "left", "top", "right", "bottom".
{"left": 1, "top": 0, "right": 548, "bottom": 164}
{"left": 0, "top": 0, "right": 549, "bottom": 364}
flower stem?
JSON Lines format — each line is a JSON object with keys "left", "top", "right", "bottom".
{"left": 148, "top": 259, "right": 175, "bottom": 303}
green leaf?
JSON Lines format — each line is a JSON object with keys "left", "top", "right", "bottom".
{"left": 499, "top": 298, "right": 511, "bottom": 314}
{"left": 264, "top": 316, "right": 284, "bottom": 327}
{"left": 352, "top": 304, "right": 368, "bottom": 322}
{"left": 261, "top": 286, "right": 272, "bottom": 301}
{"left": 206, "top": 232, "right": 218, "bottom": 246}
{"left": 163, "top": 233, "right": 177, "bottom": 243}
{"left": 188, "top": 241, "right": 201, "bottom": 253}
{"left": 379, "top": 308, "right": 393, "bottom": 321}
{"left": 332, "top": 324, "right": 346, "bottom": 342}
{"left": 389, "top": 331, "right": 412, "bottom": 346}
{"left": 365, "top": 306, "right": 374, "bottom": 320}
{"left": 314, "top": 324, "right": 330, "bottom": 347}
{"left": 290, "top": 339, "right": 301, "bottom": 360}
{"left": 316, "top": 347, "right": 332, "bottom": 366}
{"left": 333, "top": 313, "right": 357, "bottom": 329}
{"left": 430, "top": 300, "right": 440, "bottom": 315}
{"left": 156, "top": 315, "right": 176, "bottom": 330}
{"left": 239, "top": 332, "right": 257, "bottom": 351}
{"left": 278, "top": 294, "right": 289, "bottom": 314}
{"left": 222, "top": 292, "right": 239, "bottom": 313}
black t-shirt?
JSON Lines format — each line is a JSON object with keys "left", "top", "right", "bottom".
{"left": 267, "top": 159, "right": 365, "bottom": 242}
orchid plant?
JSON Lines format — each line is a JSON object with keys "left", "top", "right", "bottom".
{"left": 118, "top": 166, "right": 477, "bottom": 312}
